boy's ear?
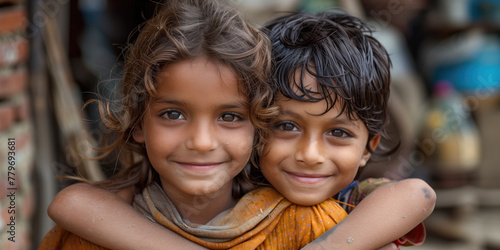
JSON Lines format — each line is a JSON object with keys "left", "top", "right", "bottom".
{"left": 360, "top": 135, "right": 381, "bottom": 167}
{"left": 133, "top": 125, "right": 145, "bottom": 143}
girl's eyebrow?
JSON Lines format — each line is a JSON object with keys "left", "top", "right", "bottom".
{"left": 218, "top": 101, "right": 250, "bottom": 110}
{"left": 151, "top": 97, "right": 183, "bottom": 105}
{"left": 152, "top": 97, "right": 249, "bottom": 109}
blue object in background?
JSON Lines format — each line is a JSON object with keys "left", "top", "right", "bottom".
{"left": 470, "top": 0, "right": 500, "bottom": 23}
{"left": 432, "top": 36, "right": 500, "bottom": 95}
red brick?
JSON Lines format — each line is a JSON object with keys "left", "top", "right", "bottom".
{"left": 0, "top": 102, "right": 15, "bottom": 131}
{"left": 0, "top": 67, "right": 27, "bottom": 97}
{"left": 0, "top": 36, "right": 29, "bottom": 67}
{"left": 0, "top": 5, "right": 26, "bottom": 35}
{"left": 0, "top": 0, "right": 26, "bottom": 5}
{"left": 15, "top": 93, "right": 30, "bottom": 121}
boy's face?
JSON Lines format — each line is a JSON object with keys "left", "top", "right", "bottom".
{"left": 260, "top": 73, "right": 379, "bottom": 206}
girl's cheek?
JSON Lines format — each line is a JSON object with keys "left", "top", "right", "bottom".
{"left": 235, "top": 136, "right": 254, "bottom": 154}
{"left": 224, "top": 127, "right": 254, "bottom": 153}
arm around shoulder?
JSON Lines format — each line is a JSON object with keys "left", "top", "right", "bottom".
{"left": 48, "top": 182, "right": 207, "bottom": 250}
{"left": 303, "top": 178, "right": 436, "bottom": 250}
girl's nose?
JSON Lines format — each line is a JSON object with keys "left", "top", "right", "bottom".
{"left": 186, "top": 122, "right": 217, "bottom": 153}
{"left": 294, "top": 136, "right": 325, "bottom": 166}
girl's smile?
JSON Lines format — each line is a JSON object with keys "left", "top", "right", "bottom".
{"left": 133, "top": 56, "right": 254, "bottom": 223}
{"left": 174, "top": 161, "right": 225, "bottom": 174}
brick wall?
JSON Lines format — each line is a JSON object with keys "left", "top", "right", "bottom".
{"left": 0, "top": 1, "right": 35, "bottom": 249}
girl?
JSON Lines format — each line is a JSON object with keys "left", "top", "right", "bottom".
{"left": 41, "top": 3, "right": 435, "bottom": 250}
{"left": 40, "top": 0, "right": 276, "bottom": 248}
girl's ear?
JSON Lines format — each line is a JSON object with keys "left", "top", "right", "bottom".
{"left": 133, "top": 125, "right": 145, "bottom": 143}
{"left": 360, "top": 135, "right": 381, "bottom": 167}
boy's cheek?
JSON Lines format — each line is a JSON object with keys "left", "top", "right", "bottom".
{"left": 260, "top": 143, "right": 290, "bottom": 166}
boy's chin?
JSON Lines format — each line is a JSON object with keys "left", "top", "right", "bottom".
{"left": 286, "top": 193, "right": 330, "bottom": 206}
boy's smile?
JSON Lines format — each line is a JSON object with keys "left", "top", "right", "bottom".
{"left": 260, "top": 73, "right": 379, "bottom": 206}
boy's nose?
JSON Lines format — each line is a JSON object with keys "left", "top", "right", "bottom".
{"left": 294, "top": 137, "right": 325, "bottom": 166}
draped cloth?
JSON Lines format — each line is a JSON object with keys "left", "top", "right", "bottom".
{"left": 38, "top": 225, "right": 108, "bottom": 250}
{"left": 38, "top": 183, "right": 347, "bottom": 250}
{"left": 38, "top": 178, "right": 425, "bottom": 249}
{"left": 133, "top": 182, "right": 348, "bottom": 249}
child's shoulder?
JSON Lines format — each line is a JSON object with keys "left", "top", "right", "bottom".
{"left": 356, "top": 177, "right": 394, "bottom": 192}
{"left": 237, "top": 186, "right": 285, "bottom": 211}
{"left": 338, "top": 177, "right": 394, "bottom": 212}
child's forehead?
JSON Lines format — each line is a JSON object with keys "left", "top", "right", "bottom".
{"left": 275, "top": 92, "right": 342, "bottom": 114}
{"left": 292, "top": 68, "right": 319, "bottom": 91}
{"left": 275, "top": 93, "right": 363, "bottom": 126}
{"left": 287, "top": 66, "right": 338, "bottom": 98}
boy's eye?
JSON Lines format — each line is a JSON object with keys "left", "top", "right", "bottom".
{"left": 162, "top": 110, "right": 184, "bottom": 120}
{"left": 219, "top": 113, "right": 241, "bottom": 122}
{"left": 328, "top": 129, "right": 352, "bottom": 138}
{"left": 274, "top": 122, "right": 298, "bottom": 132}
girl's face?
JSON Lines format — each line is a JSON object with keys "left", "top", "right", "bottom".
{"left": 260, "top": 73, "right": 379, "bottom": 206}
{"left": 133, "top": 57, "right": 254, "bottom": 209}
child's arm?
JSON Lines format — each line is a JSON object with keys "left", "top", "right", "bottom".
{"left": 47, "top": 183, "right": 207, "bottom": 250}
{"left": 302, "top": 178, "right": 436, "bottom": 249}
{"left": 50, "top": 179, "right": 435, "bottom": 250}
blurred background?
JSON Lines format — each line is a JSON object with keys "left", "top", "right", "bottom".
{"left": 0, "top": 0, "right": 499, "bottom": 249}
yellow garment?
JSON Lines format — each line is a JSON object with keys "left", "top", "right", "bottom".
{"left": 133, "top": 183, "right": 348, "bottom": 249}
{"left": 38, "top": 184, "right": 347, "bottom": 249}
{"left": 38, "top": 225, "right": 108, "bottom": 250}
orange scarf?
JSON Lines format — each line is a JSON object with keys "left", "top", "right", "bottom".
{"left": 39, "top": 225, "right": 108, "bottom": 250}
{"left": 38, "top": 183, "right": 347, "bottom": 250}
{"left": 133, "top": 183, "right": 348, "bottom": 249}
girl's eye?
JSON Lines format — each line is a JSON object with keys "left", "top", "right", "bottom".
{"left": 162, "top": 110, "right": 184, "bottom": 120}
{"left": 219, "top": 113, "right": 241, "bottom": 122}
{"left": 328, "top": 129, "right": 352, "bottom": 138}
{"left": 274, "top": 122, "right": 298, "bottom": 132}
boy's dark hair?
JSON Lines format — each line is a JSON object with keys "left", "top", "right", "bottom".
{"left": 264, "top": 11, "right": 392, "bottom": 152}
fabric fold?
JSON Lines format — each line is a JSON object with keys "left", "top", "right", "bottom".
{"left": 133, "top": 182, "right": 348, "bottom": 249}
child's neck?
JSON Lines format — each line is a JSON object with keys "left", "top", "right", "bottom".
{"left": 166, "top": 185, "right": 237, "bottom": 225}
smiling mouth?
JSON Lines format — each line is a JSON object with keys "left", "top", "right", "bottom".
{"left": 286, "top": 172, "right": 330, "bottom": 184}
{"left": 177, "top": 162, "right": 223, "bottom": 172}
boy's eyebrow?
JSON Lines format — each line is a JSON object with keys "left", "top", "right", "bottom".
{"left": 334, "top": 117, "right": 361, "bottom": 128}
{"left": 280, "top": 109, "right": 362, "bottom": 128}
{"left": 280, "top": 109, "right": 301, "bottom": 118}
